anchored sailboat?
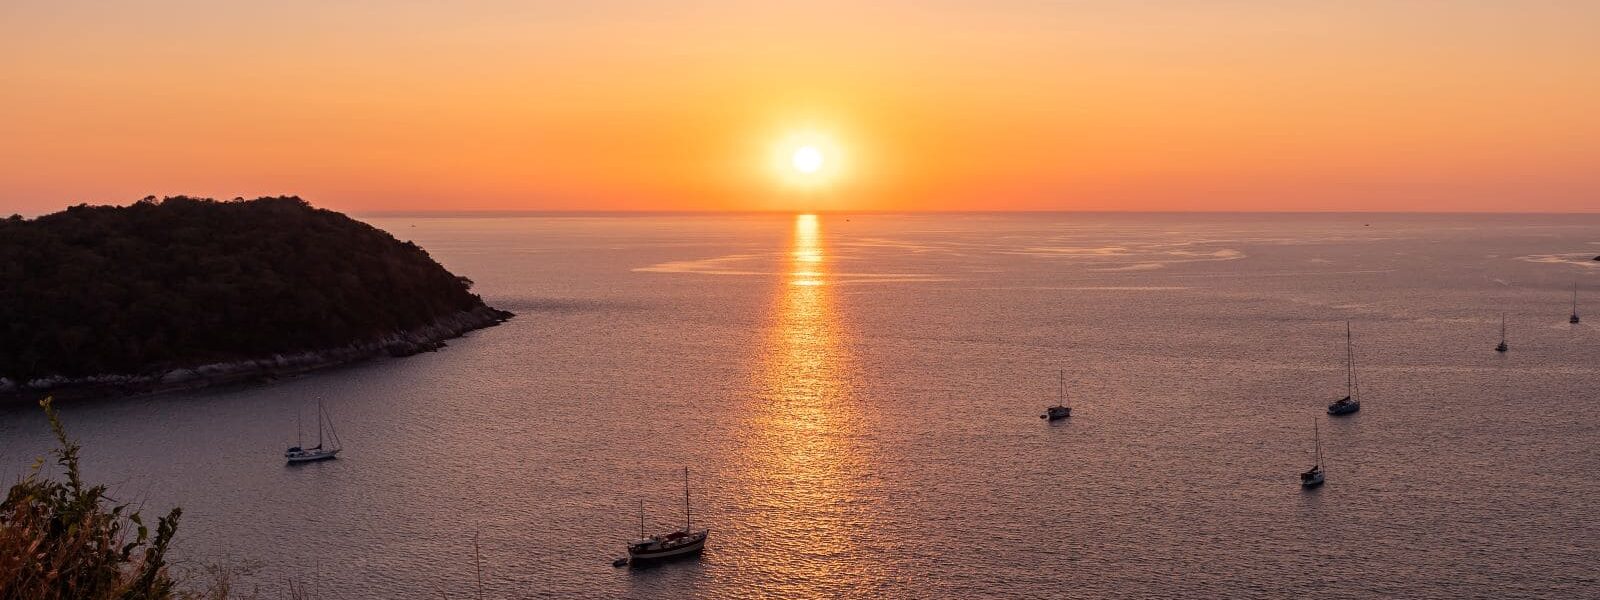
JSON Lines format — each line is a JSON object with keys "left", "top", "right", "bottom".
{"left": 1041, "top": 370, "right": 1071, "bottom": 421}
{"left": 1572, "top": 282, "right": 1582, "bottom": 324}
{"left": 1495, "top": 313, "right": 1509, "bottom": 353}
{"left": 626, "top": 467, "right": 709, "bottom": 564}
{"left": 1327, "top": 321, "right": 1361, "bottom": 416}
{"left": 1300, "top": 418, "right": 1325, "bottom": 487}
{"left": 285, "top": 399, "right": 342, "bottom": 463}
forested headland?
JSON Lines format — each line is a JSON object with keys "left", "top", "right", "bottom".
{"left": 0, "top": 196, "right": 511, "bottom": 397}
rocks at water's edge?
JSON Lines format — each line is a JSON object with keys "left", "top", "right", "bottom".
{"left": 0, "top": 305, "right": 509, "bottom": 399}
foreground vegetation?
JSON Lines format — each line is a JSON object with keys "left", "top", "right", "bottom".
{"left": 1, "top": 398, "right": 182, "bottom": 599}
{"left": 3, "top": 400, "right": 437, "bottom": 599}
{"left": 0, "top": 196, "right": 507, "bottom": 386}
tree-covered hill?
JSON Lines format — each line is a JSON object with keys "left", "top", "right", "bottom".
{"left": 0, "top": 196, "right": 510, "bottom": 387}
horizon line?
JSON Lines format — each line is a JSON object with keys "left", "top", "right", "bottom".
{"left": 12, "top": 203, "right": 1600, "bottom": 219}
{"left": 352, "top": 208, "right": 1600, "bottom": 218}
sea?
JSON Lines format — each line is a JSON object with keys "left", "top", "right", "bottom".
{"left": 2, "top": 212, "right": 1598, "bottom": 599}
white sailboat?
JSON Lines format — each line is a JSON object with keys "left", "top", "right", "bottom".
{"left": 1300, "top": 418, "right": 1325, "bottom": 487}
{"left": 1572, "top": 282, "right": 1581, "bottom": 324}
{"left": 1327, "top": 321, "right": 1361, "bottom": 416}
{"left": 285, "top": 399, "right": 342, "bottom": 463}
{"left": 1040, "top": 370, "right": 1071, "bottom": 421}
{"left": 626, "top": 467, "right": 709, "bottom": 564}
{"left": 1495, "top": 313, "right": 1509, "bottom": 353}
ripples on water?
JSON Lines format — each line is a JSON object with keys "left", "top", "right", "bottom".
{"left": 2, "top": 213, "right": 1598, "bottom": 598}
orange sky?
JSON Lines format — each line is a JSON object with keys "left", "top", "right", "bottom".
{"left": 2, "top": 1, "right": 1598, "bottom": 214}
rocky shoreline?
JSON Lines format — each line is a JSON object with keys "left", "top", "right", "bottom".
{"left": 0, "top": 305, "right": 512, "bottom": 402}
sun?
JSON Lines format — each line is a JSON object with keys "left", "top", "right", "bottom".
{"left": 770, "top": 129, "right": 846, "bottom": 191}
{"left": 792, "top": 146, "right": 824, "bottom": 174}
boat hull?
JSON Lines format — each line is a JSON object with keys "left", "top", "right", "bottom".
{"left": 628, "top": 532, "right": 708, "bottom": 563}
{"left": 1301, "top": 476, "right": 1325, "bottom": 488}
{"left": 1042, "top": 406, "right": 1070, "bottom": 420}
{"left": 285, "top": 449, "right": 340, "bottom": 463}
{"left": 1327, "top": 402, "right": 1359, "bottom": 416}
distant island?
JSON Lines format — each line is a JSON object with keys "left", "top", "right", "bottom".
{"left": 0, "top": 196, "right": 512, "bottom": 398}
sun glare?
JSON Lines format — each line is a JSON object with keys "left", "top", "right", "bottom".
{"left": 793, "top": 146, "right": 824, "bottom": 174}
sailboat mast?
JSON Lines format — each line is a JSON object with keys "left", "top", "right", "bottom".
{"left": 639, "top": 500, "right": 645, "bottom": 539}
{"left": 323, "top": 404, "right": 341, "bottom": 449}
{"left": 296, "top": 407, "right": 303, "bottom": 447}
{"left": 1575, "top": 283, "right": 1580, "bottom": 314}
{"left": 317, "top": 398, "right": 324, "bottom": 448}
{"left": 684, "top": 467, "right": 691, "bottom": 532}
{"left": 1314, "top": 418, "right": 1322, "bottom": 467}
{"left": 1345, "top": 321, "right": 1353, "bottom": 398}
{"left": 1501, "top": 313, "right": 1507, "bottom": 343}
{"left": 1058, "top": 369, "right": 1064, "bottom": 405}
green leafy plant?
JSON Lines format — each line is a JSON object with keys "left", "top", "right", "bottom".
{"left": 0, "top": 397, "right": 182, "bottom": 600}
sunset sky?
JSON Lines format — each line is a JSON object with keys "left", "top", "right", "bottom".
{"left": 3, "top": 1, "right": 1598, "bottom": 214}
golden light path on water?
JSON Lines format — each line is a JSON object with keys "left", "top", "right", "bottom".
{"left": 729, "top": 214, "right": 890, "bottom": 594}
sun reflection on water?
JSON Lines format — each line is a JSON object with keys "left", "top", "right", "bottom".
{"left": 728, "top": 214, "right": 885, "bottom": 591}
{"left": 790, "top": 214, "right": 824, "bottom": 286}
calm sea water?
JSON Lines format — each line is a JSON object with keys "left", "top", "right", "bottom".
{"left": 3, "top": 213, "right": 1599, "bottom": 599}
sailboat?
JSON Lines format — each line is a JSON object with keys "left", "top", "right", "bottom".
{"left": 1300, "top": 418, "right": 1325, "bottom": 487}
{"left": 284, "top": 399, "right": 342, "bottom": 463}
{"left": 626, "top": 467, "right": 709, "bottom": 564}
{"left": 1040, "top": 370, "right": 1071, "bottom": 420}
{"left": 1495, "top": 313, "right": 1509, "bottom": 353}
{"left": 1572, "top": 282, "right": 1582, "bottom": 324}
{"left": 1327, "top": 321, "right": 1361, "bottom": 416}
